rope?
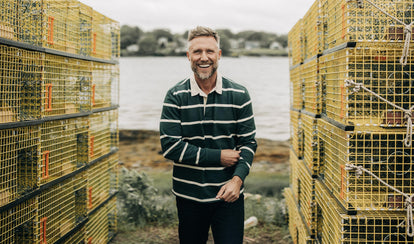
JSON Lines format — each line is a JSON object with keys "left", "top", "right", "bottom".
{"left": 358, "top": 0, "right": 413, "bottom": 66}
{"left": 401, "top": 23, "right": 414, "bottom": 66}
{"left": 345, "top": 163, "right": 414, "bottom": 237}
{"left": 345, "top": 79, "right": 414, "bottom": 146}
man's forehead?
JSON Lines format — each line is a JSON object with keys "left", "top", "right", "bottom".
{"left": 188, "top": 36, "right": 219, "bottom": 49}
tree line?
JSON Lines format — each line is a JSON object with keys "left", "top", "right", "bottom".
{"left": 120, "top": 25, "right": 288, "bottom": 57}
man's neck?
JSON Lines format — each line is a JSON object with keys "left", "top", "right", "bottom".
{"left": 195, "top": 73, "right": 217, "bottom": 95}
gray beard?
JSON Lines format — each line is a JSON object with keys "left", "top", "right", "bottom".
{"left": 192, "top": 65, "right": 218, "bottom": 80}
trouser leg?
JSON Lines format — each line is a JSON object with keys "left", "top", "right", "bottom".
{"left": 176, "top": 197, "right": 211, "bottom": 244}
{"left": 211, "top": 195, "right": 245, "bottom": 244}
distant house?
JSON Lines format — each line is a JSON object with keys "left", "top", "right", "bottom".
{"left": 158, "top": 37, "right": 168, "bottom": 49}
{"left": 229, "top": 38, "right": 242, "bottom": 49}
{"left": 269, "top": 41, "right": 282, "bottom": 50}
{"left": 126, "top": 44, "right": 139, "bottom": 52}
{"left": 174, "top": 37, "right": 188, "bottom": 54}
{"left": 244, "top": 41, "right": 260, "bottom": 50}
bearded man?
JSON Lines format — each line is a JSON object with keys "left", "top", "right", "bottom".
{"left": 160, "top": 26, "right": 257, "bottom": 244}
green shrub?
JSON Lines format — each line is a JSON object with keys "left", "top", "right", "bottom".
{"left": 117, "top": 167, "right": 177, "bottom": 227}
{"left": 244, "top": 195, "right": 287, "bottom": 227}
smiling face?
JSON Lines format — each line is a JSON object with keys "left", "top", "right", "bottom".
{"left": 187, "top": 36, "right": 222, "bottom": 81}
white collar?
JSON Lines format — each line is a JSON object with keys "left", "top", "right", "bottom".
{"left": 190, "top": 73, "right": 223, "bottom": 97}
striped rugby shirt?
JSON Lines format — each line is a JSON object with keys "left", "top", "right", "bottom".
{"left": 160, "top": 73, "right": 257, "bottom": 202}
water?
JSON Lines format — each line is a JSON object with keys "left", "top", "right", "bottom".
{"left": 119, "top": 56, "right": 290, "bottom": 141}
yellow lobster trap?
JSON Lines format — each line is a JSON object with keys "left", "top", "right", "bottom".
{"left": 86, "top": 196, "right": 117, "bottom": 244}
{"left": 303, "top": 0, "right": 324, "bottom": 60}
{"left": 0, "top": 43, "right": 22, "bottom": 123}
{"left": 72, "top": 1, "right": 93, "bottom": 57}
{"left": 91, "top": 10, "right": 113, "bottom": 61}
{"left": 35, "top": 172, "right": 87, "bottom": 244}
{"left": 322, "top": 0, "right": 414, "bottom": 50}
{"left": 289, "top": 19, "right": 304, "bottom": 67}
{"left": 302, "top": 112, "right": 323, "bottom": 176}
{"left": 41, "top": 54, "right": 92, "bottom": 118}
{"left": 92, "top": 62, "right": 119, "bottom": 109}
{"left": 284, "top": 187, "right": 316, "bottom": 244}
{"left": 302, "top": 57, "right": 322, "bottom": 115}
{"left": 319, "top": 43, "right": 414, "bottom": 127}
{"left": 61, "top": 225, "right": 85, "bottom": 244}
{"left": 0, "top": 197, "right": 37, "bottom": 244}
{"left": 87, "top": 152, "right": 118, "bottom": 213}
{"left": 290, "top": 110, "right": 304, "bottom": 158}
{"left": 315, "top": 179, "right": 414, "bottom": 243}
{"left": 89, "top": 110, "right": 118, "bottom": 162}
{"left": 290, "top": 149, "right": 302, "bottom": 201}
{"left": 1, "top": 0, "right": 119, "bottom": 59}
{"left": 319, "top": 117, "right": 414, "bottom": 211}
{"left": 11, "top": 0, "right": 82, "bottom": 54}
{"left": 40, "top": 117, "right": 89, "bottom": 184}
{"left": 110, "top": 21, "right": 120, "bottom": 61}
{"left": 290, "top": 65, "right": 304, "bottom": 111}
{"left": 296, "top": 158, "right": 318, "bottom": 238}
{"left": 0, "top": 45, "right": 92, "bottom": 123}
{"left": 0, "top": 125, "right": 40, "bottom": 206}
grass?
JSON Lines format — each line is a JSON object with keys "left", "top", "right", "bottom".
{"left": 245, "top": 171, "right": 290, "bottom": 198}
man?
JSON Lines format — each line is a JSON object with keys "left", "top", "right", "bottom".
{"left": 160, "top": 26, "right": 257, "bottom": 244}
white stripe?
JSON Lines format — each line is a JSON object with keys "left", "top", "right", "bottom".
{"left": 222, "top": 88, "right": 245, "bottom": 93}
{"left": 245, "top": 161, "right": 251, "bottom": 169}
{"left": 239, "top": 100, "right": 252, "bottom": 108}
{"left": 181, "top": 115, "right": 254, "bottom": 126}
{"left": 173, "top": 89, "right": 191, "bottom": 95}
{"left": 195, "top": 148, "right": 201, "bottom": 165}
{"left": 172, "top": 188, "right": 245, "bottom": 203}
{"left": 163, "top": 103, "right": 180, "bottom": 109}
{"left": 183, "top": 134, "right": 236, "bottom": 141}
{"left": 172, "top": 189, "right": 219, "bottom": 202}
{"left": 237, "top": 114, "right": 255, "bottom": 123}
{"left": 173, "top": 177, "right": 229, "bottom": 187}
{"left": 179, "top": 142, "right": 188, "bottom": 162}
{"left": 160, "top": 134, "right": 182, "bottom": 140}
{"left": 163, "top": 101, "right": 252, "bottom": 110}
{"left": 173, "top": 163, "right": 225, "bottom": 171}
{"left": 240, "top": 146, "right": 255, "bottom": 155}
{"left": 238, "top": 130, "right": 256, "bottom": 137}
{"left": 179, "top": 79, "right": 189, "bottom": 85}
{"left": 183, "top": 131, "right": 255, "bottom": 141}
{"left": 160, "top": 119, "right": 181, "bottom": 123}
{"left": 163, "top": 140, "right": 180, "bottom": 157}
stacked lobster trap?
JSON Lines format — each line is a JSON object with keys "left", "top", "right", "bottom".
{"left": 0, "top": 1, "right": 120, "bottom": 243}
{"left": 285, "top": 0, "right": 414, "bottom": 243}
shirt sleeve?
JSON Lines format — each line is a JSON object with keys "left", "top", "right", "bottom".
{"left": 232, "top": 89, "right": 257, "bottom": 182}
{"left": 159, "top": 89, "right": 222, "bottom": 167}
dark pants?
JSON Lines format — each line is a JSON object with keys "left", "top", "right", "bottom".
{"left": 176, "top": 196, "right": 244, "bottom": 244}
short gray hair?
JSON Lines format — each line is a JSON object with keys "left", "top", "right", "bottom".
{"left": 187, "top": 26, "right": 220, "bottom": 48}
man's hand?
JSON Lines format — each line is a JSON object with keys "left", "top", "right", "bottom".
{"left": 220, "top": 149, "right": 241, "bottom": 167}
{"left": 216, "top": 176, "right": 243, "bottom": 202}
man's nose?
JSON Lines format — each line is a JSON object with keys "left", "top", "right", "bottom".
{"left": 200, "top": 51, "right": 208, "bottom": 60}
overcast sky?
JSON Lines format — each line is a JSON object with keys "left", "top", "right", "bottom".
{"left": 79, "top": 0, "right": 314, "bottom": 34}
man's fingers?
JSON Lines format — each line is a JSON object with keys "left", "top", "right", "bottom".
{"left": 216, "top": 186, "right": 225, "bottom": 199}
